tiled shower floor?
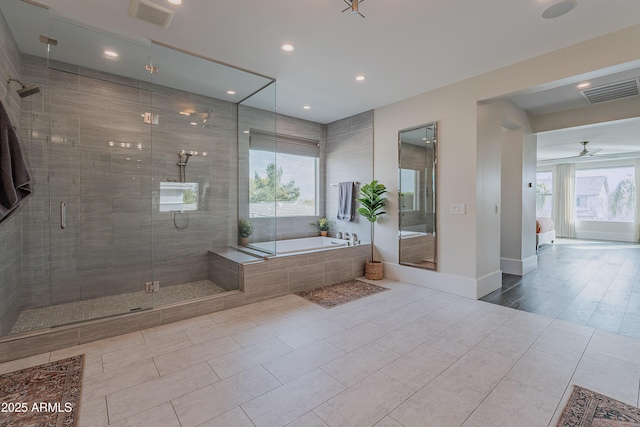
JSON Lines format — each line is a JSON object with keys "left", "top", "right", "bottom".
{"left": 9, "top": 280, "right": 228, "bottom": 335}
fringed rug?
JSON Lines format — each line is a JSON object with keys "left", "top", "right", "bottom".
{"left": 557, "top": 385, "right": 640, "bottom": 426}
{"left": 295, "top": 280, "right": 388, "bottom": 308}
{"left": 0, "top": 354, "right": 84, "bottom": 427}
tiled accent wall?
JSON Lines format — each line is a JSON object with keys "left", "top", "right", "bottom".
{"left": 241, "top": 244, "right": 371, "bottom": 304}
{"left": 0, "top": 8, "right": 25, "bottom": 336}
{"left": 17, "top": 54, "right": 238, "bottom": 309}
{"left": 400, "top": 235, "right": 435, "bottom": 264}
{"left": 325, "top": 110, "right": 374, "bottom": 243}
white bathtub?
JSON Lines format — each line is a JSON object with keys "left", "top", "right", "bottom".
{"left": 249, "top": 236, "right": 348, "bottom": 255}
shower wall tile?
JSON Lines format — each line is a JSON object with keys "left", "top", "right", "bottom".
{"left": 0, "top": 8, "right": 25, "bottom": 336}
{"left": 14, "top": 54, "right": 241, "bottom": 312}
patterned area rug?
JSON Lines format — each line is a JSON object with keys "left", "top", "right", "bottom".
{"left": 0, "top": 354, "right": 84, "bottom": 427}
{"left": 557, "top": 385, "right": 640, "bottom": 426}
{"left": 295, "top": 280, "right": 388, "bottom": 308}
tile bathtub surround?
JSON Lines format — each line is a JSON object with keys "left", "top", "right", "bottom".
{"left": 2, "top": 278, "right": 639, "bottom": 427}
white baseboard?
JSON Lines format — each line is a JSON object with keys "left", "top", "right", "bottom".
{"left": 384, "top": 263, "right": 502, "bottom": 300}
{"left": 575, "top": 230, "right": 634, "bottom": 242}
{"left": 501, "top": 255, "right": 538, "bottom": 276}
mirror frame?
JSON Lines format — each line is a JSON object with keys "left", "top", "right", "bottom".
{"left": 398, "top": 122, "right": 437, "bottom": 270}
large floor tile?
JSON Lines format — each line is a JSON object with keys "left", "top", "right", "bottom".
{"left": 325, "top": 321, "right": 392, "bottom": 352}
{"left": 314, "top": 372, "right": 413, "bottom": 427}
{"left": 82, "top": 358, "right": 159, "bottom": 402}
{"left": 207, "top": 337, "right": 293, "bottom": 379}
{"left": 241, "top": 369, "right": 345, "bottom": 427}
{"left": 172, "top": 365, "right": 281, "bottom": 427}
{"left": 426, "top": 324, "right": 491, "bottom": 357}
{"left": 375, "top": 320, "right": 440, "bottom": 355}
{"left": 571, "top": 349, "right": 640, "bottom": 405}
{"left": 152, "top": 334, "right": 241, "bottom": 375}
{"left": 197, "top": 407, "right": 256, "bottom": 427}
{"left": 321, "top": 342, "right": 400, "bottom": 387}
{"left": 101, "top": 335, "right": 193, "bottom": 371}
{"left": 389, "top": 375, "right": 485, "bottom": 427}
{"left": 286, "top": 411, "right": 329, "bottom": 427}
{"left": 442, "top": 347, "right": 517, "bottom": 394}
{"left": 506, "top": 348, "right": 578, "bottom": 397}
{"left": 381, "top": 343, "right": 458, "bottom": 391}
{"left": 477, "top": 325, "right": 538, "bottom": 360}
{"left": 106, "top": 362, "right": 219, "bottom": 424}
{"left": 277, "top": 319, "right": 345, "bottom": 349}
{"left": 263, "top": 340, "right": 345, "bottom": 384}
{"left": 467, "top": 377, "right": 559, "bottom": 427}
{"left": 531, "top": 326, "right": 591, "bottom": 362}
{"left": 109, "top": 402, "right": 181, "bottom": 427}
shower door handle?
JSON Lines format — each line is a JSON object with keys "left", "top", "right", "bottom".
{"left": 60, "top": 202, "right": 66, "bottom": 229}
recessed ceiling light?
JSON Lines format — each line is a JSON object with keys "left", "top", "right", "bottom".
{"left": 243, "top": 130, "right": 250, "bottom": 134}
{"left": 167, "top": 0, "right": 181, "bottom": 4}
{"left": 355, "top": 75, "right": 366, "bottom": 81}
{"left": 542, "top": 0, "right": 577, "bottom": 19}
{"left": 577, "top": 82, "right": 591, "bottom": 89}
{"left": 281, "top": 44, "right": 294, "bottom": 52}
{"left": 303, "top": 105, "right": 311, "bottom": 110}
{"left": 227, "top": 90, "right": 236, "bottom": 95}
{"left": 190, "top": 122, "right": 197, "bottom": 126}
{"left": 179, "top": 111, "right": 191, "bottom": 116}
{"left": 104, "top": 50, "right": 118, "bottom": 58}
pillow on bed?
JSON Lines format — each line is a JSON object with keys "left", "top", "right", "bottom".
{"left": 536, "top": 217, "right": 554, "bottom": 233}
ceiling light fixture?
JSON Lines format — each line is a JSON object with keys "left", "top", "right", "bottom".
{"left": 104, "top": 50, "right": 118, "bottom": 58}
{"left": 355, "top": 75, "right": 366, "bottom": 81}
{"left": 190, "top": 122, "right": 197, "bottom": 126}
{"left": 342, "top": 0, "right": 365, "bottom": 18}
{"left": 577, "top": 82, "right": 591, "bottom": 89}
{"left": 542, "top": 0, "right": 577, "bottom": 19}
{"left": 167, "top": 0, "right": 181, "bottom": 4}
{"left": 227, "top": 90, "right": 236, "bottom": 95}
{"left": 303, "top": 105, "right": 311, "bottom": 110}
{"left": 281, "top": 44, "right": 294, "bottom": 52}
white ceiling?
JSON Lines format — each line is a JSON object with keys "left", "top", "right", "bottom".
{"left": 4, "top": 0, "right": 640, "bottom": 125}
{"left": 3, "top": 0, "right": 640, "bottom": 164}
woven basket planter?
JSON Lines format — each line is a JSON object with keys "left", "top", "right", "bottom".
{"left": 365, "top": 261, "right": 383, "bottom": 280}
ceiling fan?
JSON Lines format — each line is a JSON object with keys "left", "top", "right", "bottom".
{"left": 342, "top": 0, "right": 365, "bottom": 18}
{"left": 577, "top": 141, "right": 602, "bottom": 157}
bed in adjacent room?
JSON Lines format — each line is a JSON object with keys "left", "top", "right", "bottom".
{"left": 536, "top": 217, "right": 555, "bottom": 250}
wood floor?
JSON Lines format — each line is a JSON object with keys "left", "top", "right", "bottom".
{"left": 482, "top": 238, "right": 640, "bottom": 339}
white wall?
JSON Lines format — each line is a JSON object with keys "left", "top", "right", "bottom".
{"left": 374, "top": 24, "right": 640, "bottom": 299}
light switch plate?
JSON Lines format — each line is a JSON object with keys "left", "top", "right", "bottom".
{"left": 451, "top": 204, "right": 466, "bottom": 214}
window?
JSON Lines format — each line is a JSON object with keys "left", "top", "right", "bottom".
{"left": 574, "top": 166, "right": 635, "bottom": 222}
{"left": 536, "top": 171, "right": 553, "bottom": 218}
{"left": 400, "top": 169, "right": 419, "bottom": 211}
{"left": 249, "top": 131, "right": 319, "bottom": 218}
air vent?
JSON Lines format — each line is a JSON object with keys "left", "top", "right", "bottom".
{"left": 579, "top": 79, "right": 639, "bottom": 104}
{"left": 129, "top": 0, "right": 174, "bottom": 28}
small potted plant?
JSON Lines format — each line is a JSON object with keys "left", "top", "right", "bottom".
{"left": 238, "top": 218, "right": 253, "bottom": 245}
{"left": 357, "top": 180, "right": 387, "bottom": 279}
{"left": 311, "top": 217, "right": 333, "bottom": 236}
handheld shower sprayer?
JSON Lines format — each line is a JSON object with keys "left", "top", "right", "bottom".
{"left": 7, "top": 75, "right": 40, "bottom": 98}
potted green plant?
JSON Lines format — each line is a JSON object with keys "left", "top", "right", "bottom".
{"left": 311, "top": 217, "right": 333, "bottom": 236}
{"left": 357, "top": 180, "right": 387, "bottom": 279}
{"left": 238, "top": 218, "right": 253, "bottom": 245}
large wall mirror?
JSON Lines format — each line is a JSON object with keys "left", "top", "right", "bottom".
{"left": 399, "top": 122, "right": 437, "bottom": 270}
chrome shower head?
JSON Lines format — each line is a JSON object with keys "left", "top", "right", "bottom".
{"left": 7, "top": 75, "right": 40, "bottom": 98}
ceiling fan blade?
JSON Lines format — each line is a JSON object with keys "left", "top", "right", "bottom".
{"left": 586, "top": 148, "right": 602, "bottom": 156}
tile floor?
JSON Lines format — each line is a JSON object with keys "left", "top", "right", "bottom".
{"left": 2, "top": 278, "right": 639, "bottom": 426}
{"left": 482, "top": 238, "right": 640, "bottom": 338}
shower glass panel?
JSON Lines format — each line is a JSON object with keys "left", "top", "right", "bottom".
{"left": 239, "top": 81, "right": 277, "bottom": 254}
{"left": 46, "top": 19, "right": 157, "bottom": 318}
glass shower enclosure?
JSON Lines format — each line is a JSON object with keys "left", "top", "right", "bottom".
{"left": 0, "top": 0, "right": 275, "bottom": 337}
